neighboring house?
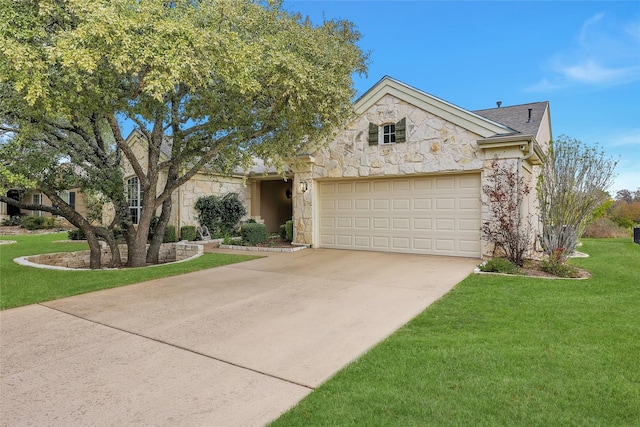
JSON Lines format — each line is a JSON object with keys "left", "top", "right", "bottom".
{"left": 0, "top": 189, "right": 88, "bottom": 223}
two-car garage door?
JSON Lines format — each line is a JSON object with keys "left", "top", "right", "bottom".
{"left": 318, "top": 174, "right": 481, "bottom": 258}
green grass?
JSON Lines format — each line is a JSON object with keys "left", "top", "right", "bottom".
{"left": 272, "top": 238, "right": 640, "bottom": 426}
{"left": 0, "top": 232, "right": 260, "bottom": 310}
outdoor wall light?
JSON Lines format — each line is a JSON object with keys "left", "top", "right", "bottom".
{"left": 299, "top": 181, "right": 308, "bottom": 193}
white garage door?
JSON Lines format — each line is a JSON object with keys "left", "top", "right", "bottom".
{"left": 318, "top": 174, "right": 481, "bottom": 257}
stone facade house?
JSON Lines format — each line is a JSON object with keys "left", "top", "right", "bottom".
{"left": 289, "top": 76, "right": 550, "bottom": 258}
{"left": 4, "top": 76, "right": 550, "bottom": 260}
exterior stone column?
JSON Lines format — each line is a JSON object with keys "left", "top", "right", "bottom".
{"left": 290, "top": 156, "right": 315, "bottom": 246}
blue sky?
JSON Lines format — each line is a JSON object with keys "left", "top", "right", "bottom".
{"left": 284, "top": 0, "right": 640, "bottom": 196}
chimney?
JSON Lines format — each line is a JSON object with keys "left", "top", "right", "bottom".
{"left": 527, "top": 108, "right": 533, "bottom": 123}
{"left": 496, "top": 101, "right": 502, "bottom": 108}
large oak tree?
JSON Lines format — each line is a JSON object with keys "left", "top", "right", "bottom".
{"left": 0, "top": 0, "right": 368, "bottom": 267}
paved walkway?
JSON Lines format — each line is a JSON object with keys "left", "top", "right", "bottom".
{"left": 1, "top": 249, "right": 478, "bottom": 426}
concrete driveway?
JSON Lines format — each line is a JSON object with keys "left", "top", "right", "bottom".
{"left": 1, "top": 248, "right": 477, "bottom": 426}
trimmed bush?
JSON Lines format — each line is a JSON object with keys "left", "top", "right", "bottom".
{"left": 479, "top": 258, "right": 517, "bottom": 274}
{"left": 68, "top": 228, "right": 87, "bottom": 240}
{"left": 1, "top": 216, "right": 22, "bottom": 226}
{"left": 195, "top": 193, "right": 247, "bottom": 237}
{"left": 22, "top": 215, "right": 49, "bottom": 230}
{"left": 180, "top": 225, "right": 197, "bottom": 241}
{"left": 279, "top": 224, "right": 287, "bottom": 240}
{"left": 241, "top": 223, "right": 268, "bottom": 245}
{"left": 163, "top": 225, "right": 177, "bottom": 243}
{"left": 43, "top": 217, "right": 56, "bottom": 228}
{"left": 285, "top": 220, "right": 293, "bottom": 242}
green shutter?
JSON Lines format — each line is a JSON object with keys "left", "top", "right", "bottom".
{"left": 368, "top": 122, "right": 378, "bottom": 145}
{"left": 396, "top": 117, "right": 406, "bottom": 143}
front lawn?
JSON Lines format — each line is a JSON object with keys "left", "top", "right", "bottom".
{"left": 0, "top": 232, "right": 259, "bottom": 310}
{"left": 272, "top": 238, "right": 640, "bottom": 426}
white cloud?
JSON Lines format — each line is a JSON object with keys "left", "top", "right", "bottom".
{"left": 559, "top": 59, "right": 640, "bottom": 85}
{"left": 528, "top": 13, "right": 640, "bottom": 92}
{"left": 579, "top": 12, "right": 605, "bottom": 45}
{"left": 607, "top": 129, "right": 640, "bottom": 147}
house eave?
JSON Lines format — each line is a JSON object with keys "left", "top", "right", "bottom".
{"left": 477, "top": 134, "right": 545, "bottom": 165}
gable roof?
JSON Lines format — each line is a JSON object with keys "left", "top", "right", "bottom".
{"left": 474, "top": 101, "right": 549, "bottom": 138}
{"left": 355, "top": 76, "right": 515, "bottom": 138}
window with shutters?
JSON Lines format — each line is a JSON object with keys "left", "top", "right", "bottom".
{"left": 57, "top": 191, "right": 76, "bottom": 216}
{"left": 368, "top": 118, "right": 406, "bottom": 145}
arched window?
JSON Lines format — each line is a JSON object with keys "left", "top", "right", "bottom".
{"left": 127, "top": 177, "right": 143, "bottom": 224}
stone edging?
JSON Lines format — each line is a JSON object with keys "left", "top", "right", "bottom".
{"left": 218, "top": 244, "right": 307, "bottom": 253}
{"left": 472, "top": 269, "right": 590, "bottom": 280}
{"left": 0, "top": 240, "right": 17, "bottom": 245}
{"left": 14, "top": 251, "right": 203, "bottom": 271}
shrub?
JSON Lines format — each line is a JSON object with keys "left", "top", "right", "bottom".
{"left": 583, "top": 217, "right": 631, "bottom": 238}
{"left": 21, "top": 215, "right": 46, "bottom": 230}
{"left": 180, "top": 225, "right": 197, "bottom": 241}
{"left": 241, "top": 223, "right": 268, "bottom": 245}
{"left": 541, "top": 248, "right": 580, "bottom": 278}
{"left": 1, "top": 216, "right": 22, "bottom": 226}
{"left": 68, "top": 228, "right": 87, "bottom": 240}
{"left": 195, "top": 193, "right": 247, "bottom": 237}
{"left": 478, "top": 258, "right": 517, "bottom": 274}
{"left": 279, "top": 224, "right": 287, "bottom": 240}
{"left": 538, "top": 136, "right": 617, "bottom": 257}
{"left": 285, "top": 219, "right": 294, "bottom": 242}
{"left": 481, "top": 158, "right": 532, "bottom": 266}
{"left": 163, "top": 225, "right": 177, "bottom": 243}
{"left": 43, "top": 217, "right": 56, "bottom": 228}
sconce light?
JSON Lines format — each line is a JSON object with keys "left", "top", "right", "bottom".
{"left": 299, "top": 181, "right": 308, "bottom": 193}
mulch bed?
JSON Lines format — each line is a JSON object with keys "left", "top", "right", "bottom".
{"left": 478, "top": 259, "right": 591, "bottom": 280}
{"left": 253, "top": 236, "right": 296, "bottom": 248}
{"left": 518, "top": 260, "right": 591, "bottom": 279}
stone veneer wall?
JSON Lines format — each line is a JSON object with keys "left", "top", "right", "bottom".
{"left": 24, "top": 241, "right": 203, "bottom": 269}
{"left": 293, "top": 94, "right": 485, "bottom": 246}
{"left": 174, "top": 174, "right": 250, "bottom": 229}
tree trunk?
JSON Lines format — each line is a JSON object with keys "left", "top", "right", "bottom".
{"left": 125, "top": 204, "right": 155, "bottom": 268}
{"left": 95, "top": 228, "right": 122, "bottom": 267}
{"left": 147, "top": 197, "right": 172, "bottom": 264}
{"left": 125, "top": 227, "right": 147, "bottom": 267}
{"left": 84, "top": 229, "right": 102, "bottom": 270}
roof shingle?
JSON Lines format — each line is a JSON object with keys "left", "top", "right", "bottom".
{"left": 474, "top": 101, "right": 548, "bottom": 136}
